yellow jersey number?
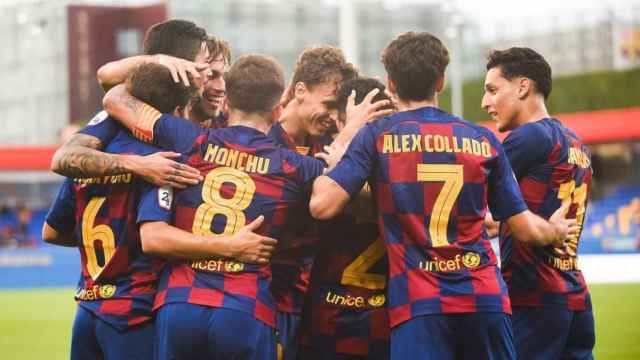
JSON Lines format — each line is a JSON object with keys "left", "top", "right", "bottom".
{"left": 417, "top": 164, "right": 464, "bottom": 247}
{"left": 555, "top": 180, "right": 588, "bottom": 257}
{"left": 192, "top": 167, "right": 256, "bottom": 236}
{"left": 341, "top": 238, "right": 386, "bottom": 290}
{"left": 81, "top": 197, "right": 116, "bottom": 280}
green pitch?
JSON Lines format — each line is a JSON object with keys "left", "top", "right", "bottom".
{"left": 1, "top": 284, "right": 639, "bottom": 359}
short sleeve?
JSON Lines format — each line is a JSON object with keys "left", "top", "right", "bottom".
{"left": 502, "top": 122, "right": 552, "bottom": 179}
{"left": 326, "top": 124, "right": 377, "bottom": 198}
{"left": 301, "top": 156, "right": 327, "bottom": 191}
{"left": 79, "top": 111, "right": 119, "bottom": 146}
{"left": 152, "top": 114, "right": 203, "bottom": 153}
{"left": 487, "top": 136, "right": 528, "bottom": 221}
{"left": 137, "top": 184, "right": 173, "bottom": 224}
{"left": 45, "top": 178, "right": 77, "bottom": 233}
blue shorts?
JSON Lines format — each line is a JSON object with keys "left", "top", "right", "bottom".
{"left": 71, "top": 305, "right": 154, "bottom": 360}
{"left": 155, "top": 303, "right": 276, "bottom": 360}
{"left": 390, "top": 313, "right": 515, "bottom": 360}
{"left": 513, "top": 306, "right": 595, "bottom": 360}
{"left": 276, "top": 311, "right": 301, "bottom": 360}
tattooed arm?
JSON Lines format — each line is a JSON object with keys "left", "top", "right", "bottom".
{"left": 51, "top": 131, "right": 201, "bottom": 188}
{"left": 51, "top": 132, "right": 129, "bottom": 177}
{"left": 102, "top": 83, "right": 163, "bottom": 142}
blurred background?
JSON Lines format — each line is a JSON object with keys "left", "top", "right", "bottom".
{"left": 0, "top": 0, "right": 639, "bottom": 358}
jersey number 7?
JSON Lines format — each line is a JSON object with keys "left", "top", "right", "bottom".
{"left": 417, "top": 164, "right": 464, "bottom": 247}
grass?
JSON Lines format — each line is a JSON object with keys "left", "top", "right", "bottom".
{"left": 0, "top": 284, "right": 639, "bottom": 359}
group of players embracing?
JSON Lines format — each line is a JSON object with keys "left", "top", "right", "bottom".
{"left": 43, "top": 18, "right": 595, "bottom": 360}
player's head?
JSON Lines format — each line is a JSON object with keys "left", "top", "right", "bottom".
{"left": 482, "top": 47, "right": 552, "bottom": 132}
{"left": 126, "top": 63, "right": 197, "bottom": 116}
{"left": 380, "top": 31, "right": 449, "bottom": 103}
{"left": 143, "top": 19, "right": 209, "bottom": 63}
{"left": 335, "top": 77, "right": 394, "bottom": 131}
{"left": 288, "top": 45, "right": 358, "bottom": 137}
{"left": 191, "top": 36, "right": 232, "bottom": 120}
{"left": 223, "top": 54, "right": 285, "bottom": 124}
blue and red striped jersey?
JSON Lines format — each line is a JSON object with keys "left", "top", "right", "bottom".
{"left": 300, "top": 187, "right": 390, "bottom": 356}
{"left": 499, "top": 118, "right": 592, "bottom": 311}
{"left": 136, "top": 115, "right": 326, "bottom": 327}
{"left": 267, "top": 122, "right": 326, "bottom": 315}
{"left": 46, "top": 121, "right": 165, "bottom": 331}
{"left": 327, "top": 106, "right": 527, "bottom": 328}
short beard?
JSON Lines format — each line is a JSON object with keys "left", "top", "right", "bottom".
{"left": 190, "top": 96, "right": 218, "bottom": 123}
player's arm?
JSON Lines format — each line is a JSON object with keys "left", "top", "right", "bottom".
{"left": 137, "top": 186, "right": 276, "bottom": 263}
{"left": 310, "top": 124, "right": 376, "bottom": 219}
{"left": 485, "top": 212, "right": 499, "bottom": 238}
{"left": 97, "top": 54, "right": 208, "bottom": 91}
{"left": 52, "top": 122, "right": 201, "bottom": 188}
{"left": 42, "top": 179, "right": 77, "bottom": 247}
{"left": 41, "top": 223, "right": 75, "bottom": 247}
{"left": 103, "top": 83, "right": 201, "bottom": 153}
{"left": 505, "top": 204, "right": 578, "bottom": 247}
{"left": 139, "top": 216, "right": 277, "bottom": 264}
{"left": 102, "top": 84, "right": 160, "bottom": 140}
{"left": 309, "top": 176, "right": 351, "bottom": 220}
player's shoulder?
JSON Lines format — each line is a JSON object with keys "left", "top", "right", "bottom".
{"left": 548, "top": 117, "right": 584, "bottom": 143}
{"left": 506, "top": 119, "right": 554, "bottom": 145}
{"left": 105, "top": 128, "right": 158, "bottom": 156}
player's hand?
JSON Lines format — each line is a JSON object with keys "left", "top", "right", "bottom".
{"left": 132, "top": 152, "right": 203, "bottom": 189}
{"left": 229, "top": 216, "right": 278, "bottom": 264}
{"left": 549, "top": 202, "right": 581, "bottom": 247}
{"left": 315, "top": 142, "right": 347, "bottom": 172}
{"left": 154, "top": 54, "right": 211, "bottom": 87}
{"left": 345, "top": 88, "right": 394, "bottom": 127}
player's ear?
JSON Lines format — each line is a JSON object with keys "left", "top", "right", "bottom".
{"left": 172, "top": 105, "right": 183, "bottom": 118}
{"left": 294, "top": 81, "right": 307, "bottom": 103}
{"left": 386, "top": 75, "right": 397, "bottom": 97}
{"left": 517, "top": 77, "right": 531, "bottom": 99}
{"left": 434, "top": 74, "right": 445, "bottom": 93}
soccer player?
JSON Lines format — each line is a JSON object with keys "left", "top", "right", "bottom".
{"left": 102, "top": 53, "right": 373, "bottom": 360}
{"left": 42, "top": 63, "right": 275, "bottom": 360}
{"left": 267, "top": 45, "right": 358, "bottom": 360}
{"left": 481, "top": 47, "right": 595, "bottom": 359}
{"left": 309, "top": 32, "right": 580, "bottom": 359}
{"left": 299, "top": 77, "right": 394, "bottom": 360}
{"left": 51, "top": 19, "right": 215, "bottom": 186}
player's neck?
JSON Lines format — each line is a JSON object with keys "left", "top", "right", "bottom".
{"left": 517, "top": 98, "right": 550, "bottom": 126}
{"left": 395, "top": 96, "right": 438, "bottom": 112}
{"left": 279, "top": 104, "right": 308, "bottom": 145}
{"left": 227, "top": 109, "right": 272, "bottom": 135}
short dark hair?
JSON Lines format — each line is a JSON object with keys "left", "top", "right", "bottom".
{"left": 126, "top": 63, "right": 196, "bottom": 113}
{"left": 143, "top": 19, "right": 207, "bottom": 61}
{"left": 336, "top": 77, "right": 393, "bottom": 119}
{"left": 289, "top": 45, "right": 358, "bottom": 97}
{"left": 380, "top": 31, "right": 449, "bottom": 102}
{"left": 486, "top": 47, "right": 552, "bottom": 99}
{"left": 224, "top": 54, "right": 285, "bottom": 113}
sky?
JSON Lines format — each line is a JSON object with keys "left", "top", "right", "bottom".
{"left": 400, "top": 0, "right": 640, "bottom": 23}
